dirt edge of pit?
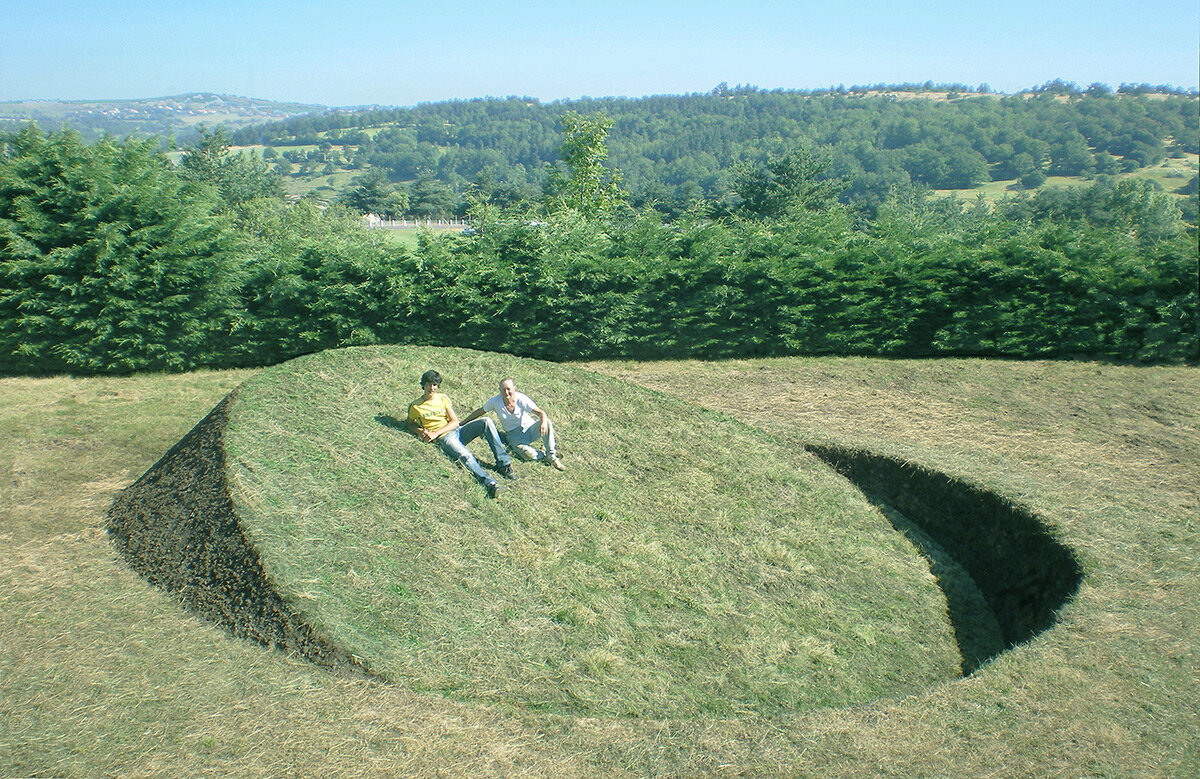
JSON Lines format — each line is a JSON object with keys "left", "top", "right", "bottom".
{"left": 106, "top": 389, "right": 371, "bottom": 678}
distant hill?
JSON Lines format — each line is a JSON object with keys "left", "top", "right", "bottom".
{"left": 0, "top": 93, "right": 324, "bottom": 145}
{"left": 4, "top": 83, "right": 1194, "bottom": 221}
{"left": 225, "top": 83, "right": 1199, "bottom": 219}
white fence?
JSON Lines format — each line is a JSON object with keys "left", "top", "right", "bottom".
{"left": 362, "top": 214, "right": 468, "bottom": 230}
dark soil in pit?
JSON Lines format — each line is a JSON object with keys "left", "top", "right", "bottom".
{"left": 107, "top": 390, "right": 369, "bottom": 676}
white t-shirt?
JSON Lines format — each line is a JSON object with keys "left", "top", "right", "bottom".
{"left": 483, "top": 391, "right": 539, "bottom": 433}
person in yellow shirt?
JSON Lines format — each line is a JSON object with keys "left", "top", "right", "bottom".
{"left": 406, "top": 369, "right": 516, "bottom": 499}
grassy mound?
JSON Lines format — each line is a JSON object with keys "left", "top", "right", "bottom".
{"left": 209, "top": 345, "right": 960, "bottom": 717}
{"left": 13, "top": 358, "right": 1196, "bottom": 776}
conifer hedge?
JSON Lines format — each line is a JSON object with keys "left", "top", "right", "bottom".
{"left": 3, "top": 129, "right": 1196, "bottom": 375}
{"left": 0, "top": 127, "right": 242, "bottom": 373}
{"left": 390, "top": 209, "right": 1196, "bottom": 364}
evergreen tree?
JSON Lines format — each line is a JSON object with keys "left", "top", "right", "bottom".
{"left": 339, "top": 170, "right": 409, "bottom": 218}
{"left": 179, "top": 127, "right": 281, "bottom": 206}
{"left": 0, "top": 126, "right": 242, "bottom": 374}
{"left": 407, "top": 176, "right": 458, "bottom": 218}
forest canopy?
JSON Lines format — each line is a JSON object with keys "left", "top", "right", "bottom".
{"left": 230, "top": 84, "right": 1199, "bottom": 218}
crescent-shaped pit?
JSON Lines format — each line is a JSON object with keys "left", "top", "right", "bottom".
{"left": 108, "top": 345, "right": 1080, "bottom": 718}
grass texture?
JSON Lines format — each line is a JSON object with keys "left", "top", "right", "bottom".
{"left": 222, "top": 346, "right": 959, "bottom": 717}
{"left": 2, "top": 353, "right": 1197, "bottom": 776}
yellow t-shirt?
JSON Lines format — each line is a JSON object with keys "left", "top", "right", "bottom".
{"left": 407, "top": 392, "right": 454, "bottom": 438}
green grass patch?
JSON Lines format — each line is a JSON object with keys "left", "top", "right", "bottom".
{"left": 279, "top": 168, "right": 360, "bottom": 198}
{"left": 4, "top": 356, "right": 1197, "bottom": 776}
{"left": 220, "top": 346, "right": 959, "bottom": 717}
{"left": 935, "top": 151, "right": 1199, "bottom": 203}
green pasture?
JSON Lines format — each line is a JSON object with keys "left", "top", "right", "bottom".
{"left": 935, "top": 151, "right": 1198, "bottom": 202}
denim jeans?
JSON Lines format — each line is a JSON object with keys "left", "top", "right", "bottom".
{"left": 501, "top": 419, "right": 557, "bottom": 459}
{"left": 435, "top": 418, "right": 511, "bottom": 483}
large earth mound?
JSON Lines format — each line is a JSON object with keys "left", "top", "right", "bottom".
{"left": 110, "top": 345, "right": 963, "bottom": 718}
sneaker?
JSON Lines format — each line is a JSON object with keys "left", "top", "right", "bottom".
{"left": 486, "top": 481, "right": 503, "bottom": 499}
{"left": 514, "top": 444, "right": 538, "bottom": 462}
{"left": 545, "top": 454, "right": 566, "bottom": 471}
{"left": 499, "top": 463, "right": 519, "bottom": 481}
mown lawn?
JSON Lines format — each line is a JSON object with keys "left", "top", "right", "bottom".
{"left": 2, "top": 355, "right": 1197, "bottom": 776}
{"left": 208, "top": 347, "right": 961, "bottom": 719}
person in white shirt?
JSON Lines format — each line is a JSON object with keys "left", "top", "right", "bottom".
{"left": 463, "top": 378, "right": 566, "bottom": 471}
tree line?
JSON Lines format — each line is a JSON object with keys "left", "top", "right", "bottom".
{"left": 1, "top": 119, "right": 1196, "bottom": 376}
{"left": 231, "top": 83, "right": 1198, "bottom": 219}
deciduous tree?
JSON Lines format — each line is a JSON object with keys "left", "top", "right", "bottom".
{"left": 546, "top": 111, "right": 625, "bottom": 217}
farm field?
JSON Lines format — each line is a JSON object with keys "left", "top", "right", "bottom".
{"left": 933, "top": 152, "right": 1198, "bottom": 201}
{"left": 2, "top": 355, "right": 1198, "bottom": 776}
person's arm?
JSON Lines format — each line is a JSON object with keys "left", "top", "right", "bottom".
{"left": 408, "top": 413, "right": 437, "bottom": 442}
{"left": 527, "top": 400, "right": 550, "bottom": 436}
{"left": 440, "top": 401, "right": 461, "bottom": 437}
{"left": 406, "top": 406, "right": 423, "bottom": 437}
{"left": 462, "top": 406, "right": 486, "bottom": 424}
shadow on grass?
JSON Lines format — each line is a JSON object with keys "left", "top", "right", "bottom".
{"left": 806, "top": 444, "right": 1084, "bottom": 675}
{"left": 375, "top": 413, "right": 406, "bottom": 431}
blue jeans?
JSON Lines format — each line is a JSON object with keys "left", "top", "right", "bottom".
{"left": 501, "top": 419, "right": 557, "bottom": 459}
{"left": 436, "top": 418, "right": 511, "bottom": 483}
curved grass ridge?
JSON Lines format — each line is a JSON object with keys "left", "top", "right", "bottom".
{"left": 113, "top": 345, "right": 965, "bottom": 718}
{"left": 107, "top": 391, "right": 368, "bottom": 674}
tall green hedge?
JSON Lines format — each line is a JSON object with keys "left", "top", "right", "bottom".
{"left": 0, "top": 127, "right": 242, "bottom": 373}
{"left": 3, "top": 129, "right": 1195, "bottom": 375}
{"left": 390, "top": 209, "right": 1196, "bottom": 363}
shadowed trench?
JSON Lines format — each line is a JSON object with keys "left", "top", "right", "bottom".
{"left": 805, "top": 443, "right": 1084, "bottom": 674}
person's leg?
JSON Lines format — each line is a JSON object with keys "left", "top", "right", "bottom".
{"left": 504, "top": 423, "right": 542, "bottom": 460}
{"left": 511, "top": 443, "right": 539, "bottom": 462}
{"left": 537, "top": 420, "right": 564, "bottom": 470}
{"left": 458, "top": 418, "right": 512, "bottom": 468}
{"left": 515, "top": 422, "right": 558, "bottom": 458}
{"left": 506, "top": 422, "right": 563, "bottom": 469}
{"left": 435, "top": 429, "right": 494, "bottom": 484}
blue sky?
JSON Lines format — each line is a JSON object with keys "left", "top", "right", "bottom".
{"left": 3, "top": 0, "right": 1197, "bottom": 106}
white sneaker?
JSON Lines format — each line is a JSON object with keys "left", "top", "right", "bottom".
{"left": 545, "top": 454, "right": 566, "bottom": 471}
{"left": 514, "top": 444, "right": 538, "bottom": 461}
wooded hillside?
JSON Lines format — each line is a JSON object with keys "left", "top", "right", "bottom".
{"left": 229, "top": 82, "right": 1198, "bottom": 218}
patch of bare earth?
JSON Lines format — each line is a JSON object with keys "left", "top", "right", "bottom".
{"left": 107, "top": 390, "right": 368, "bottom": 676}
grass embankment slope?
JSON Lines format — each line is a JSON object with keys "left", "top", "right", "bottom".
{"left": 2, "top": 352, "right": 1197, "bottom": 776}
{"left": 213, "top": 346, "right": 958, "bottom": 718}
